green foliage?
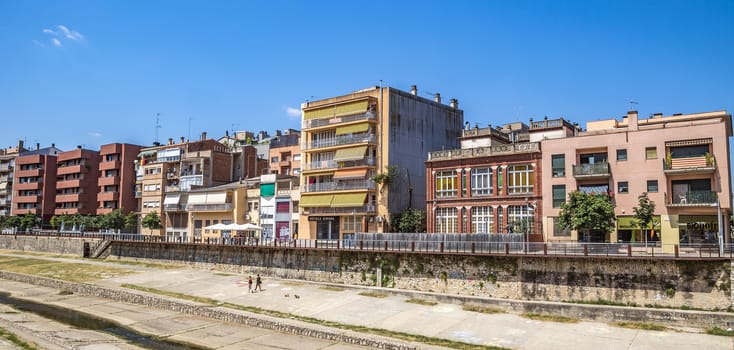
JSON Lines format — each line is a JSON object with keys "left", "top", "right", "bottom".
{"left": 49, "top": 215, "right": 62, "bottom": 229}
{"left": 371, "top": 165, "right": 398, "bottom": 186}
{"left": 557, "top": 191, "right": 616, "bottom": 238}
{"left": 101, "top": 209, "right": 126, "bottom": 230}
{"left": 124, "top": 211, "right": 139, "bottom": 231}
{"left": 391, "top": 208, "right": 426, "bottom": 233}
{"left": 141, "top": 211, "right": 162, "bottom": 230}
{"left": 632, "top": 192, "right": 656, "bottom": 233}
{"left": 3, "top": 216, "right": 20, "bottom": 229}
{"left": 18, "top": 213, "right": 38, "bottom": 231}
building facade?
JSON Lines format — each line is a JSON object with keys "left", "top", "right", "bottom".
{"left": 268, "top": 129, "right": 301, "bottom": 177}
{"left": 0, "top": 141, "right": 27, "bottom": 217}
{"left": 55, "top": 147, "right": 101, "bottom": 216}
{"left": 541, "top": 110, "right": 732, "bottom": 251}
{"left": 11, "top": 146, "right": 62, "bottom": 224}
{"left": 299, "top": 85, "right": 463, "bottom": 239}
{"left": 425, "top": 122, "right": 543, "bottom": 240}
{"left": 97, "top": 143, "right": 142, "bottom": 215}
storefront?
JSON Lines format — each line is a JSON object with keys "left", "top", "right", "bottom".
{"left": 616, "top": 216, "right": 661, "bottom": 243}
{"left": 678, "top": 215, "right": 719, "bottom": 244}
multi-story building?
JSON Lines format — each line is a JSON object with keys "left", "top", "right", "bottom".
{"left": 187, "top": 181, "right": 248, "bottom": 241}
{"left": 542, "top": 110, "right": 732, "bottom": 251}
{"left": 258, "top": 174, "right": 299, "bottom": 241}
{"left": 268, "top": 129, "right": 301, "bottom": 176}
{"left": 137, "top": 133, "right": 233, "bottom": 236}
{"left": 425, "top": 122, "right": 543, "bottom": 240}
{"left": 299, "top": 85, "right": 463, "bottom": 239}
{"left": 0, "top": 141, "right": 28, "bottom": 216}
{"left": 11, "top": 145, "right": 62, "bottom": 224}
{"left": 218, "top": 131, "right": 269, "bottom": 180}
{"left": 97, "top": 143, "right": 142, "bottom": 215}
{"left": 54, "top": 147, "right": 101, "bottom": 215}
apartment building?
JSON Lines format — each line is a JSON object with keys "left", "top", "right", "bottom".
{"left": 268, "top": 129, "right": 301, "bottom": 177}
{"left": 97, "top": 143, "right": 142, "bottom": 215}
{"left": 259, "top": 174, "right": 299, "bottom": 241}
{"left": 187, "top": 181, "right": 247, "bottom": 241}
{"left": 425, "top": 122, "right": 543, "bottom": 240}
{"left": 54, "top": 146, "right": 101, "bottom": 215}
{"left": 0, "top": 141, "right": 28, "bottom": 216}
{"left": 11, "top": 145, "right": 62, "bottom": 224}
{"left": 542, "top": 110, "right": 732, "bottom": 251}
{"left": 137, "top": 133, "right": 233, "bottom": 236}
{"left": 300, "top": 85, "right": 463, "bottom": 239}
{"left": 218, "top": 131, "right": 269, "bottom": 180}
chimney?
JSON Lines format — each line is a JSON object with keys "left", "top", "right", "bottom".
{"left": 434, "top": 93, "right": 441, "bottom": 103}
{"left": 153, "top": 141, "right": 161, "bottom": 147}
{"left": 168, "top": 138, "right": 173, "bottom": 145}
{"left": 276, "top": 130, "right": 282, "bottom": 136}
{"left": 450, "top": 98, "right": 458, "bottom": 109}
{"left": 180, "top": 136, "right": 185, "bottom": 144}
{"left": 410, "top": 85, "right": 417, "bottom": 95}
{"left": 77, "top": 145, "right": 82, "bottom": 149}
{"left": 36, "top": 143, "right": 40, "bottom": 150}
{"left": 627, "top": 110, "right": 638, "bottom": 131}
{"left": 51, "top": 143, "right": 55, "bottom": 148}
{"left": 225, "top": 130, "right": 229, "bottom": 138}
{"left": 652, "top": 112, "right": 663, "bottom": 119}
{"left": 201, "top": 131, "right": 207, "bottom": 140}
{"left": 17, "top": 140, "right": 23, "bottom": 150}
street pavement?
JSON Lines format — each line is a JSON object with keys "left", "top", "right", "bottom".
{"left": 1, "top": 252, "right": 733, "bottom": 349}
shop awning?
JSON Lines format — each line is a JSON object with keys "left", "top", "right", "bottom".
{"left": 187, "top": 193, "right": 208, "bottom": 205}
{"left": 206, "top": 192, "right": 227, "bottom": 204}
{"left": 333, "top": 146, "right": 367, "bottom": 162}
{"left": 335, "top": 122, "right": 369, "bottom": 135}
{"left": 331, "top": 193, "right": 367, "bottom": 207}
{"left": 333, "top": 168, "right": 368, "bottom": 180}
{"left": 260, "top": 183, "right": 275, "bottom": 197}
{"left": 163, "top": 194, "right": 180, "bottom": 205}
{"left": 299, "top": 194, "right": 334, "bottom": 207}
{"left": 665, "top": 138, "right": 713, "bottom": 147}
{"left": 303, "top": 100, "right": 369, "bottom": 120}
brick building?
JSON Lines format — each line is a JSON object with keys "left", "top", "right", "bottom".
{"left": 97, "top": 143, "right": 142, "bottom": 214}
{"left": 11, "top": 145, "right": 62, "bottom": 224}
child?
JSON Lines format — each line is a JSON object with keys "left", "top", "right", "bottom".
{"left": 247, "top": 276, "right": 253, "bottom": 293}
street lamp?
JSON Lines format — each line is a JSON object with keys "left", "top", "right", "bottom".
{"left": 713, "top": 199, "right": 723, "bottom": 255}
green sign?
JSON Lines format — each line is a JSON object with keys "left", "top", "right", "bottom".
{"left": 617, "top": 215, "right": 661, "bottom": 230}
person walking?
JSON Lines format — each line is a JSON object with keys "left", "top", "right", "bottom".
{"left": 255, "top": 274, "right": 263, "bottom": 292}
{"left": 247, "top": 276, "right": 253, "bottom": 293}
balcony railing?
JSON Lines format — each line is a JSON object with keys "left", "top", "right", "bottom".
{"left": 305, "top": 204, "right": 376, "bottom": 214}
{"left": 165, "top": 185, "right": 180, "bottom": 192}
{"left": 186, "top": 203, "right": 233, "bottom": 211}
{"left": 302, "top": 134, "right": 376, "bottom": 150}
{"left": 303, "top": 156, "right": 375, "bottom": 171}
{"left": 667, "top": 191, "right": 718, "bottom": 206}
{"left": 304, "top": 180, "right": 375, "bottom": 193}
{"left": 663, "top": 155, "right": 715, "bottom": 174}
{"left": 165, "top": 204, "right": 184, "bottom": 211}
{"left": 135, "top": 191, "right": 142, "bottom": 198}
{"left": 572, "top": 162, "right": 610, "bottom": 178}
{"left": 302, "top": 112, "right": 375, "bottom": 129}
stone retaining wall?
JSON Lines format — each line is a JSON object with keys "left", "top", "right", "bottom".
{"left": 0, "top": 271, "right": 418, "bottom": 350}
{"left": 0, "top": 235, "right": 101, "bottom": 256}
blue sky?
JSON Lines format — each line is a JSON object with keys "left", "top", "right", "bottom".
{"left": 0, "top": 1, "right": 732, "bottom": 159}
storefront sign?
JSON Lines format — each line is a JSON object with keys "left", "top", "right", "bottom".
{"left": 308, "top": 216, "right": 337, "bottom": 222}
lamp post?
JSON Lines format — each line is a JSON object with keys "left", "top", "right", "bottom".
{"left": 715, "top": 199, "right": 723, "bottom": 255}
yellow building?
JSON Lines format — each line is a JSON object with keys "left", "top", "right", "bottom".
{"left": 299, "top": 85, "right": 464, "bottom": 239}
{"left": 186, "top": 181, "right": 248, "bottom": 241}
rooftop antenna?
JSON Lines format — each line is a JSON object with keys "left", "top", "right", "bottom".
{"left": 231, "top": 123, "right": 240, "bottom": 138}
{"left": 187, "top": 116, "right": 193, "bottom": 142}
{"left": 629, "top": 100, "right": 639, "bottom": 111}
{"left": 155, "top": 113, "right": 162, "bottom": 143}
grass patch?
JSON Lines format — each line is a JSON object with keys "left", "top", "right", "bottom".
{"left": 359, "top": 291, "right": 388, "bottom": 298}
{"left": 319, "top": 286, "right": 345, "bottom": 292}
{"left": 566, "top": 298, "right": 638, "bottom": 307}
{"left": 615, "top": 322, "right": 666, "bottom": 331}
{"left": 0, "top": 256, "right": 136, "bottom": 282}
{"left": 213, "top": 273, "right": 235, "bottom": 277}
{"left": 58, "top": 290, "right": 74, "bottom": 295}
{"left": 0, "top": 327, "right": 40, "bottom": 350}
{"left": 405, "top": 298, "right": 438, "bottom": 306}
{"left": 282, "top": 281, "right": 304, "bottom": 286}
{"left": 707, "top": 327, "right": 734, "bottom": 337}
{"left": 463, "top": 305, "right": 505, "bottom": 314}
{"left": 522, "top": 313, "right": 579, "bottom": 323}
{"left": 121, "top": 284, "right": 506, "bottom": 350}
{"left": 101, "top": 258, "right": 182, "bottom": 270}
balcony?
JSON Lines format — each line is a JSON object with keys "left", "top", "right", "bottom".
{"left": 167, "top": 172, "right": 179, "bottom": 179}
{"left": 305, "top": 204, "right": 376, "bottom": 215}
{"left": 56, "top": 179, "right": 82, "bottom": 189}
{"left": 56, "top": 193, "right": 81, "bottom": 203}
{"left": 165, "top": 185, "right": 181, "bottom": 192}
{"left": 428, "top": 143, "right": 540, "bottom": 161}
{"left": 186, "top": 203, "right": 233, "bottom": 212}
{"left": 0, "top": 175, "right": 9, "bottom": 182}
{"left": 13, "top": 182, "right": 41, "bottom": 191}
{"left": 572, "top": 162, "right": 610, "bottom": 179}
{"left": 135, "top": 191, "right": 142, "bottom": 198}
{"left": 16, "top": 169, "right": 42, "bottom": 177}
{"left": 0, "top": 209, "right": 7, "bottom": 216}
{"left": 99, "top": 160, "right": 121, "bottom": 171}
{"left": 304, "top": 180, "right": 375, "bottom": 193}
{"left": 302, "top": 157, "right": 375, "bottom": 171}
{"left": 303, "top": 112, "right": 376, "bottom": 129}
{"left": 164, "top": 204, "right": 184, "bottom": 211}
{"left": 302, "top": 133, "right": 376, "bottom": 151}
{"left": 97, "top": 192, "right": 119, "bottom": 202}
{"left": 98, "top": 176, "right": 120, "bottom": 186}
{"left": 666, "top": 191, "right": 718, "bottom": 207}
{"left": 57, "top": 164, "right": 86, "bottom": 176}
{"left": 663, "top": 156, "right": 715, "bottom": 175}
{"left": 0, "top": 198, "right": 8, "bottom": 206}
{"left": 0, "top": 164, "right": 11, "bottom": 172}
{"left": 14, "top": 195, "right": 40, "bottom": 203}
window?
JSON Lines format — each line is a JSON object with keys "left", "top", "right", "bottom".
{"left": 553, "top": 218, "right": 571, "bottom": 237}
{"left": 293, "top": 154, "right": 301, "bottom": 161}
{"left": 617, "top": 149, "right": 627, "bottom": 161}
{"left": 271, "top": 156, "right": 279, "bottom": 163}
{"left": 618, "top": 181, "right": 629, "bottom": 193}
{"left": 435, "top": 170, "right": 457, "bottom": 197}
{"left": 434, "top": 207, "right": 458, "bottom": 233}
{"left": 276, "top": 201, "right": 290, "bottom": 213}
{"left": 471, "top": 206, "right": 494, "bottom": 233}
{"left": 507, "top": 205, "right": 534, "bottom": 234}
{"left": 552, "top": 185, "right": 566, "bottom": 208}
{"left": 507, "top": 164, "right": 534, "bottom": 194}
{"left": 551, "top": 154, "right": 565, "bottom": 177}
{"left": 470, "top": 167, "right": 492, "bottom": 195}
{"left": 647, "top": 180, "right": 658, "bottom": 192}
{"left": 645, "top": 147, "right": 657, "bottom": 160}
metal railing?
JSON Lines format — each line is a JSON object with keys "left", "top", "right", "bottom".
{"left": 304, "top": 180, "right": 375, "bottom": 192}
{"left": 3, "top": 231, "right": 733, "bottom": 260}
{"left": 302, "top": 134, "right": 376, "bottom": 150}
{"left": 302, "top": 112, "right": 375, "bottom": 129}
{"left": 185, "top": 203, "right": 233, "bottom": 211}
{"left": 667, "top": 190, "right": 718, "bottom": 206}
{"left": 302, "top": 157, "right": 375, "bottom": 171}
{"left": 572, "top": 162, "right": 610, "bottom": 177}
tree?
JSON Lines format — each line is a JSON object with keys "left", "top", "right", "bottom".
{"left": 124, "top": 211, "right": 139, "bottom": 232}
{"left": 391, "top": 209, "right": 426, "bottom": 233}
{"left": 632, "top": 192, "right": 656, "bottom": 245}
{"left": 4, "top": 216, "right": 20, "bottom": 230}
{"left": 557, "top": 191, "right": 616, "bottom": 242}
{"left": 18, "top": 213, "right": 38, "bottom": 231}
{"left": 49, "top": 215, "right": 62, "bottom": 229}
{"left": 141, "top": 211, "right": 162, "bottom": 230}
{"left": 101, "top": 209, "right": 126, "bottom": 230}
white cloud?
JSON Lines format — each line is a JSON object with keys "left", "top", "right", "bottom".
{"left": 43, "top": 28, "right": 55, "bottom": 35}
{"left": 38, "top": 25, "right": 84, "bottom": 48}
{"left": 285, "top": 106, "right": 301, "bottom": 118}
{"left": 51, "top": 38, "right": 62, "bottom": 47}
{"left": 57, "top": 25, "right": 83, "bottom": 41}
{"left": 88, "top": 132, "right": 102, "bottom": 138}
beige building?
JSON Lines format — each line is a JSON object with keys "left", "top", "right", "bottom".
{"left": 299, "top": 85, "right": 463, "bottom": 239}
{"left": 541, "top": 110, "right": 732, "bottom": 251}
{"left": 187, "top": 181, "right": 248, "bottom": 241}
{"left": 0, "top": 141, "right": 27, "bottom": 217}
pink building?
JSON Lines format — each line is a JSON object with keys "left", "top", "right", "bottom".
{"left": 541, "top": 110, "right": 732, "bottom": 251}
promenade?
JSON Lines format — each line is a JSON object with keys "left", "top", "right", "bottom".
{"left": 0, "top": 252, "right": 732, "bottom": 349}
